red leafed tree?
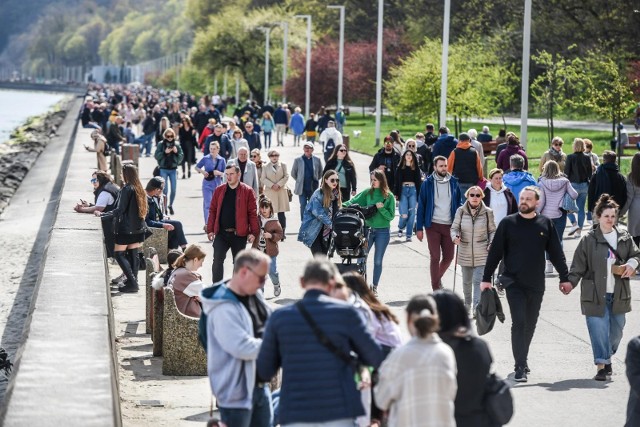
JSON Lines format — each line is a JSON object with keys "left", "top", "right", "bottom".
{"left": 287, "top": 29, "right": 409, "bottom": 113}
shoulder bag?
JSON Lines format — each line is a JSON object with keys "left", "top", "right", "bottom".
{"left": 295, "top": 301, "right": 359, "bottom": 371}
{"left": 484, "top": 372, "right": 514, "bottom": 425}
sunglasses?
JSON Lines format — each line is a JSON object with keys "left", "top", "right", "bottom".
{"left": 329, "top": 178, "right": 339, "bottom": 183}
{"left": 166, "top": 136, "right": 174, "bottom": 139}
{"left": 407, "top": 145, "right": 415, "bottom": 148}
{"left": 90, "top": 178, "right": 97, "bottom": 183}
{"left": 246, "top": 266, "right": 267, "bottom": 285}
{"left": 338, "top": 149, "right": 347, "bottom": 152}
{"left": 468, "top": 193, "right": 483, "bottom": 198}
{"left": 553, "top": 143, "right": 563, "bottom": 147}
{"left": 269, "top": 154, "right": 280, "bottom": 157}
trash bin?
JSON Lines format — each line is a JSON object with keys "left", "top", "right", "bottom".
{"left": 343, "top": 135, "right": 350, "bottom": 150}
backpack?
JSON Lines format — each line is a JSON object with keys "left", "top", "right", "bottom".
{"left": 325, "top": 138, "right": 335, "bottom": 155}
{"left": 197, "top": 284, "right": 222, "bottom": 352}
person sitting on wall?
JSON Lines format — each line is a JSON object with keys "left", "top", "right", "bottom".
{"left": 145, "top": 177, "right": 188, "bottom": 250}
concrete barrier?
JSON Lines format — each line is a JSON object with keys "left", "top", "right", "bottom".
{"left": 0, "top": 112, "right": 121, "bottom": 425}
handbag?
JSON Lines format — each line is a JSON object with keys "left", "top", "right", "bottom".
{"left": 286, "top": 187, "right": 293, "bottom": 202}
{"left": 484, "top": 373, "right": 514, "bottom": 425}
{"left": 295, "top": 302, "right": 359, "bottom": 371}
{"left": 561, "top": 192, "right": 578, "bottom": 214}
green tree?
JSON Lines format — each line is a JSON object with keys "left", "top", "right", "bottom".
{"left": 531, "top": 49, "right": 581, "bottom": 145}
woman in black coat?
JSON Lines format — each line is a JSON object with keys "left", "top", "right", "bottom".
{"left": 433, "top": 290, "right": 497, "bottom": 427}
{"left": 97, "top": 164, "right": 148, "bottom": 293}
{"left": 323, "top": 143, "right": 357, "bottom": 202}
{"left": 179, "top": 116, "right": 197, "bottom": 179}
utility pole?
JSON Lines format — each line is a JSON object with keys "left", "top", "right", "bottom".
{"left": 295, "top": 15, "right": 312, "bottom": 116}
{"left": 328, "top": 5, "right": 345, "bottom": 110}
{"left": 520, "top": 0, "right": 532, "bottom": 149}
{"left": 374, "top": 0, "right": 383, "bottom": 146}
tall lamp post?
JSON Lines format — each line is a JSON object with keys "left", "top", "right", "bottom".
{"left": 374, "top": 0, "right": 383, "bottom": 146}
{"left": 328, "top": 5, "right": 345, "bottom": 110}
{"left": 278, "top": 21, "right": 289, "bottom": 103}
{"left": 294, "top": 15, "right": 312, "bottom": 116}
{"left": 257, "top": 26, "right": 272, "bottom": 105}
{"left": 439, "top": 0, "right": 451, "bottom": 128}
{"left": 520, "top": 0, "right": 532, "bottom": 149}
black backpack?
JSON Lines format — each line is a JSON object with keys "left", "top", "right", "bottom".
{"left": 325, "top": 138, "right": 335, "bottom": 155}
{"left": 197, "top": 284, "right": 223, "bottom": 352}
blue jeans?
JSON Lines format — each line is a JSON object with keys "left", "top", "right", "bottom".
{"left": 586, "top": 293, "right": 626, "bottom": 365}
{"left": 264, "top": 132, "right": 272, "bottom": 149}
{"left": 299, "top": 192, "right": 312, "bottom": 221}
{"left": 567, "top": 182, "right": 589, "bottom": 228}
{"left": 135, "top": 133, "right": 154, "bottom": 156}
{"left": 398, "top": 186, "right": 417, "bottom": 238}
{"left": 546, "top": 213, "right": 567, "bottom": 260}
{"left": 461, "top": 265, "right": 483, "bottom": 311}
{"left": 458, "top": 183, "right": 473, "bottom": 204}
{"left": 218, "top": 385, "right": 272, "bottom": 427}
{"left": 269, "top": 256, "right": 280, "bottom": 285}
{"left": 160, "top": 168, "right": 177, "bottom": 207}
{"left": 367, "top": 228, "right": 390, "bottom": 287}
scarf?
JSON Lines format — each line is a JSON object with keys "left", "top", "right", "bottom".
{"left": 548, "top": 146, "right": 563, "bottom": 162}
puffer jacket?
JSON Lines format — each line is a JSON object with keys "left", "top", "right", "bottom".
{"left": 450, "top": 202, "right": 496, "bottom": 267}
{"left": 568, "top": 226, "right": 640, "bottom": 317}
{"left": 537, "top": 176, "right": 577, "bottom": 219}
{"left": 257, "top": 289, "right": 384, "bottom": 425}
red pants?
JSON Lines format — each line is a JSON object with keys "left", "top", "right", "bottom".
{"left": 425, "top": 222, "right": 455, "bottom": 290}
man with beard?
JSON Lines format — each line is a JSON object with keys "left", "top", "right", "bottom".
{"left": 480, "top": 186, "right": 571, "bottom": 383}
{"left": 416, "top": 156, "right": 462, "bottom": 291}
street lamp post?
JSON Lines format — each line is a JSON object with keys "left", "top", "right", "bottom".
{"left": 520, "top": 0, "right": 532, "bottom": 149}
{"left": 278, "top": 21, "right": 289, "bottom": 103}
{"left": 374, "top": 0, "right": 383, "bottom": 146}
{"left": 328, "top": 5, "right": 345, "bottom": 110}
{"left": 257, "top": 26, "right": 272, "bottom": 105}
{"left": 295, "top": 15, "right": 312, "bottom": 116}
{"left": 439, "top": 0, "right": 451, "bottom": 128}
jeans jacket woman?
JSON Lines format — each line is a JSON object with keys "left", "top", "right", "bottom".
{"left": 298, "top": 188, "right": 334, "bottom": 248}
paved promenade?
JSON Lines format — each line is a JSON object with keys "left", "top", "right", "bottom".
{"left": 83, "top": 126, "right": 640, "bottom": 426}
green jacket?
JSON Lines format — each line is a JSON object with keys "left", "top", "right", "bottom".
{"left": 568, "top": 226, "right": 640, "bottom": 317}
{"left": 343, "top": 188, "right": 395, "bottom": 229}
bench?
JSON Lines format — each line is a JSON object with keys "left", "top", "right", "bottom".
{"left": 482, "top": 140, "right": 498, "bottom": 156}
{"left": 162, "top": 288, "right": 207, "bottom": 376}
{"left": 624, "top": 135, "right": 639, "bottom": 152}
{"left": 143, "top": 227, "right": 169, "bottom": 264}
{"left": 145, "top": 248, "right": 161, "bottom": 334}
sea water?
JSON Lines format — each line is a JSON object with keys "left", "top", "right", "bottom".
{"left": 0, "top": 89, "right": 67, "bottom": 144}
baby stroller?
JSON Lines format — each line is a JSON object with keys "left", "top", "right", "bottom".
{"left": 328, "top": 206, "right": 369, "bottom": 281}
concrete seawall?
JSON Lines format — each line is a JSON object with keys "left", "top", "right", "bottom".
{"left": 0, "top": 104, "right": 122, "bottom": 425}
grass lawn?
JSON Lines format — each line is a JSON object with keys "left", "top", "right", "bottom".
{"left": 343, "top": 116, "right": 634, "bottom": 177}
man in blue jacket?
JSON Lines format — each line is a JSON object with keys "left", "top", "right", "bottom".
{"left": 503, "top": 154, "right": 536, "bottom": 201}
{"left": 416, "top": 156, "right": 462, "bottom": 290}
{"left": 257, "top": 258, "right": 384, "bottom": 426}
{"left": 201, "top": 249, "right": 273, "bottom": 427}
{"left": 432, "top": 126, "right": 458, "bottom": 159}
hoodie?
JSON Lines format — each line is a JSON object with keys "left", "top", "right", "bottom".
{"left": 503, "top": 170, "right": 536, "bottom": 201}
{"left": 537, "top": 177, "right": 577, "bottom": 219}
{"left": 200, "top": 283, "right": 271, "bottom": 409}
{"left": 496, "top": 145, "right": 528, "bottom": 172}
{"left": 417, "top": 172, "right": 462, "bottom": 230}
{"left": 447, "top": 141, "right": 483, "bottom": 184}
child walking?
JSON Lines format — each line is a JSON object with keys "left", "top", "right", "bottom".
{"left": 253, "top": 195, "right": 284, "bottom": 297}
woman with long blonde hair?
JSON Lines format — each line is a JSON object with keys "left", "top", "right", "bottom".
{"left": 97, "top": 164, "right": 148, "bottom": 293}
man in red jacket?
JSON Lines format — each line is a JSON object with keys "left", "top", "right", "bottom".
{"left": 207, "top": 164, "right": 260, "bottom": 282}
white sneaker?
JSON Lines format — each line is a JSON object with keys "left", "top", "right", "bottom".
{"left": 574, "top": 229, "right": 582, "bottom": 238}
{"left": 545, "top": 261, "right": 554, "bottom": 274}
{"left": 567, "top": 225, "right": 580, "bottom": 236}
{"left": 397, "top": 229, "right": 403, "bottom": 238}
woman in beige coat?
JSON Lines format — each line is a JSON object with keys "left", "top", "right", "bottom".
{"left": 261, "top": 149, "right": 291, "bottom": 238}
{"left": 450, "top": 185, "right": 496, "bottom": 313}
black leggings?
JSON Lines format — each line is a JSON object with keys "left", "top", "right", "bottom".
{"left": 114, "top": 247, "right": 140, "bottom": 287}
{"left": 278, "top": 212, "right": 287, "bottom": 232}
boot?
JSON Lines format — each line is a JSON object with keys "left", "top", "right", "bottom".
{"left": 114, "top": 251, "right": 139, "bottom": 293}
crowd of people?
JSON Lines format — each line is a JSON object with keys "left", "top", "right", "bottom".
{"left": 76, "top": 84, "right": 640, "bottom": 427}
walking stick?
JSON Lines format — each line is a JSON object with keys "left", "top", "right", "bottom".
{"left": 452, "top": 244, "right": 459, "bottom": 293}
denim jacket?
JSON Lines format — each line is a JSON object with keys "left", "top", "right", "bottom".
{"left": 298, "top": 189, "right": 333, "bottom": 247}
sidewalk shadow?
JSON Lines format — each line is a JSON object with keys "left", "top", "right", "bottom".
{"left": 121, "top": 355, "right": 206, "bottom": 382}
{"left": 183, "top": 410, "right": 219, "bottom": 422}
{"left": 386, "top": 300, "right": 409, "bottom": 307}
{"left": 506, "top": 373, "right": 610, "bottom": 391}
{"left": 272, "top": 298, "right": 299, "bottom": 306}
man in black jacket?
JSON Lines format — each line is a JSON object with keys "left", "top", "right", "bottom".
{"left": 369, "top": 136, "right": 401, "bottom": 189}
{"left": 243, "top": 121, "right": 262, "bottom": 152}
{"left": 481, "top": 186, "right": 571, "bottom": 383}
{"left": 144, "top": 177, "right": 188, "bottom": 250}
{"left": 588, "top": 150, "right": 627, "bottom": 216}
{"left": 626, "top": 336, "right": 640, "bottom": 427}
{"left": 106, "top": 115, "right": 125, "bottom": 155}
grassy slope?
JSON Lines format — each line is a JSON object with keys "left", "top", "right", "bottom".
{"left": 343, "top": 116, "right": 633, "bottom": 177}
